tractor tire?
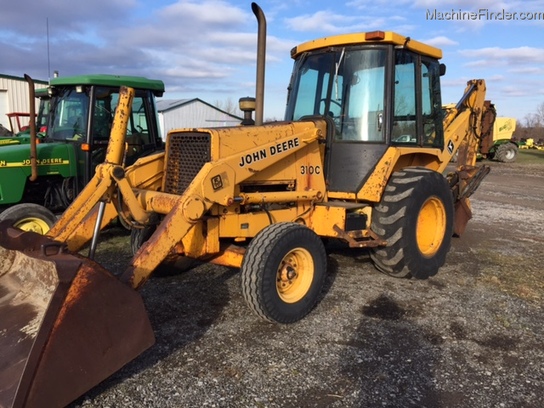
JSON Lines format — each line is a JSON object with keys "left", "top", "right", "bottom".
{"left": 0, "top": 203, "right": 57, "bottom": 234}
{"left": 130, "top": 224, "right": 155, "bottom": 256}
{"left": 241, "top": 222, "right": 327, "bottom": 324}
{"left": 130, "top": 220, "right": 195, "bottom": 275}
{"left": 495, "top": 142, "right": 518, "bottom": 163}
{"left": 370, "top": 167, "right": 454, "bottom": 280}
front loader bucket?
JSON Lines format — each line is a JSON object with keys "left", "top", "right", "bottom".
{"left": 0, "top": 224, "right": 155, "bottom": 408}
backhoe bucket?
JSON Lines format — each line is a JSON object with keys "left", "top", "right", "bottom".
{"left": 0, "top": 224, "right": 155, "bottom": 408}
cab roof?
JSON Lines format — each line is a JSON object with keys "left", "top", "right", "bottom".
{"left": 49, "top": 74, "right": 165, "bottom": 95}
{"left": 291, "top": 31, "right": 442, "bottom": 60}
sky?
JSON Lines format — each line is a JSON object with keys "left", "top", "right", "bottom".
{"left": 1, "top": 0, "right": 544, "bottom": 122}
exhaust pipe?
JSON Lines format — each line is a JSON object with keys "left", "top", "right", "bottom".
{"left": 251, "top": 2, "right": 266, "bottom": 126}
{"left": 24, "top": 74, "right": 38, "bottom": 182}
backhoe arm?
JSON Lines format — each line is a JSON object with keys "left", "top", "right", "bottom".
{"left": 441, "top": 79, "right": 492, "bottom": 234}
{"left": 442, "top": 79, "right": 487, "bottom": 170}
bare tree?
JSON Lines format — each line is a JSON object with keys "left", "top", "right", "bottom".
{"left": 214, "top": 98, "right": 241, "bottom": 116}
{"left": 535, "top": 101, "right": 544, "bottom": 127}
{"left": 523, "top": 113, "right": 539, "bottom": 128}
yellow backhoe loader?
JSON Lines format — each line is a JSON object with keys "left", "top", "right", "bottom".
{"left": 0, "top": 3, "right": 492, "bottom": 407}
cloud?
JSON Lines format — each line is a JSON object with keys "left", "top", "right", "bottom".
{"left": 284, "top": 11, "right": 358, "bottom": 33}
{"left": 0, "top": 0, "right": 274, "bottom": 94}
{"left": 1, "top": 0, "right": 542, "bottom": 121}
{"left": 414, "top": 0, "right": 514, "bottom": 9}
{"left": 500, "top": 86, "right": 530, "bottom": 97}
{"left": 460, "top": 46, "right": 544, "bottom": 68}
{"left": 508, "top": 67, "right": 544, "bottom": 74}
{"left": 156, "top": 0, "right": 247, "bottom": 27}
{"left": 0, "top": 0, "right": 137, "bottom": 37}
{"left": 423, "top": 36, "right": 459, "bottom": 47}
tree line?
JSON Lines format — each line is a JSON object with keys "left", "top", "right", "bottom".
{"left": 514, "top": 102, "right": 544, "bottom": 143}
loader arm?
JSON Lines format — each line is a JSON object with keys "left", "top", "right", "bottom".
{"left": 0, "top": 85, "right": 158, "bottom": 408}
{"left": 47, "top": 86, "right": 151, "bottom": 248}
{"left": 122, "top": 125, "right": 324, "bottom": 289}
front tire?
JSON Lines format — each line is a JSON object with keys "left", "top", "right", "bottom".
{"left": 0, "top": 203, "right": 57, "bottom": 234}
{"left": 241, "top": 222, "right": 327, "bottom": 323}
{"left": 131, "top": 217, "right": 195, "bottom": 274}
{"left": 370, "top": 168, "right": 454, "bottom": 279}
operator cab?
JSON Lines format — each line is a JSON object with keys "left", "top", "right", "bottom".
{"left": 285, "top": 31, "right": 445, "bottom": 193}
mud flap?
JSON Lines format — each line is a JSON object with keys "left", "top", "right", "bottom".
{"left": 0, "top": 224, "right": 155, "bottom": 408}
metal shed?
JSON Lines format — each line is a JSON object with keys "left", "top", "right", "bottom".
{"left": 156, "top": 98, "right": 242, "bottom": 136}
{"left": 0, "top": 74, "right": 48, "bottom": 132}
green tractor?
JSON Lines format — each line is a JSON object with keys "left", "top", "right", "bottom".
{"left": 0, "top": 74, "right": 164, "bottom": 233}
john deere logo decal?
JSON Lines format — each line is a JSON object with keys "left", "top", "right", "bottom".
{"left": 447, "top": 140, "right": 454, "bottom": 155}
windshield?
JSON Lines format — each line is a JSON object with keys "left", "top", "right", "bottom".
{"left": 48, "top": 88, "right": 89, "bottom": 140}
{"left": 47, "top": 86, "right": 156, "bottom": 147}
{"left": 286, "top": 48, "right": 387, "bottom": 142}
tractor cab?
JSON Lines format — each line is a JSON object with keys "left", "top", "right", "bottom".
{"left": 285, "top": 31, "right": 445, "bottom": 193}
{"left": 45, "top": 75, "right": 164, "bottom": 185}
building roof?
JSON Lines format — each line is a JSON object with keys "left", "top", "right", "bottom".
{"left": 156, "top": 98, "right": 242, "bottom": 120}
{"left": 156, "top": 98, "right": 193, "bottom": 112}
{"left": 0, "top": 74, "right": 48, "bottom": 85}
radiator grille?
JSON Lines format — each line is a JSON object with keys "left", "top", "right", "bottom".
{"left": 164, "top": 132, "right": 211, "bottom": 195}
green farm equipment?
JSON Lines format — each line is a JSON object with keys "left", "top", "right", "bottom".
{"left": 478, "top": 101, "right": 518, "bottom": 163}
{"left": 445, "top": 101, "right": 517, "bottom": 163}
{"left": 0, "top": 74, "right": 164, "bottom": 233}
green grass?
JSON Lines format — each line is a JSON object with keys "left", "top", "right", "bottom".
{"left": 516, "top": 148, "right": 544, "bottom": 165}
{"left": 476, "top": 248, "right": 543, "bottom": 302}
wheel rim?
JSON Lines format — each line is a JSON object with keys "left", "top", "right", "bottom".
{"left": 505, "top": 149, "right": 515, "bottom": 160}
{"left": 416, "top": 197, "right": 446, "bottom": 257}
{"left": 13, "top": 217, "right": 51, "bottom": 234}
{"left": 276, "top": 248, "right": 314, "bottom": 303}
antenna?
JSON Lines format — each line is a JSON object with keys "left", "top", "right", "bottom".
{"left": 46, "top": 18, "right": 51, "bottom": 81}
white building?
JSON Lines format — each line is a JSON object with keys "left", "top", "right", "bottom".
{"left": 156, "top": 98, "right": 242, "bottom": 137}
{"left": 0, "top": 74, "right": 47, "bottom": 132}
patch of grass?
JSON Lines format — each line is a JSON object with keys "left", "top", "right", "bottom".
{"left": 516, "top": 148, "right": 544, "bottom": 165}
{"left": 475, "top": 248, "right": 543, "bottom": 301}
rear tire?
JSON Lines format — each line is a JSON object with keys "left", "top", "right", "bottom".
{"left": 495, "top": 142, "right": 517, "bottom": 163}
{"left": 241, "top": 222, "right": 327, "bottom": 323}
{"left": 0, "top": 203, "right": 57, "bottom": 234}
{"left": 370, "top": 168, "right": 454, "bottom": 279}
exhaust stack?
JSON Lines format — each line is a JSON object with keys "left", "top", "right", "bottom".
{"left": 251, "top": 2, "right": 266, "bottom": 126}
{"left": 24, "top": 74, "right": 38, "bottom": 182}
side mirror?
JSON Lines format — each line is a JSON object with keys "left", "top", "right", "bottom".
{"left": 439, "top": 63, "right": 446, "bottom": 76}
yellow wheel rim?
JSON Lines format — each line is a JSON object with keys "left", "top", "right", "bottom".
{"left": 276, "top": 248, "right": 314, "bottom": 303}
{"left": 416, "top": 197, "right": 446, "bottom": 257}
{"left": 13, "top": 217, "right": 51, "bottom": 234}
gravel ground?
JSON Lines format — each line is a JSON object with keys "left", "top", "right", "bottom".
{"left": 69, "top": 158, "right": 544, "bottom": 408}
